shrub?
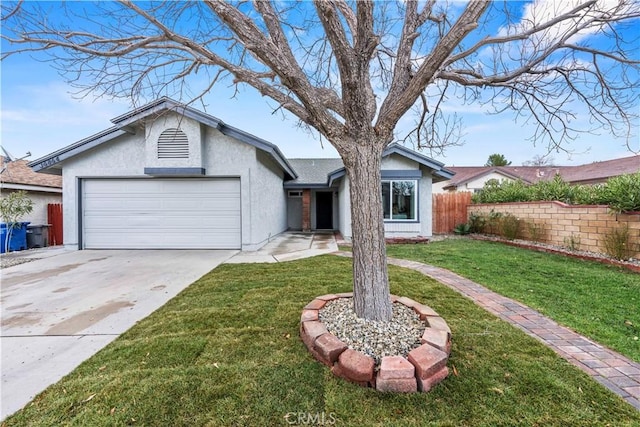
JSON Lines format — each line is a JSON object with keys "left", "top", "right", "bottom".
{"left": 526, "top": 221, "right": 545, "bottom": 242}
{"left": 573, "top": 184, "right": 607, "bottom": 206}
{"left": 468, "top": 212, "right": 487, "bottom": 233}
{"left": 471, "top": 171, "right": 640, "bottom": 213}
{"left": 529, "top": 174, "right": 574, "bottom": 203}
{"left": 473, "top": 179, "right": 531, "bottom": 204}
{"left": 602, "top": 224, "right": 635, "bottom": 260}
{"left": 486, "top": 210, "right": 503, "bottom": 235}
{"left": 500, "top": 213, "right": 521, "bottom": 240}
{"left": 601, "top": 172, "right": 640, "bottom": 214}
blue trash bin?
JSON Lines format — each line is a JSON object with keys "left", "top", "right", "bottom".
{"left": 0, "top": 222, "right": 30, "bottom": 253}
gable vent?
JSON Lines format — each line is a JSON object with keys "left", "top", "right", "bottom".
{"left": 157, "top": 128, "right": 189, "bottom": 159}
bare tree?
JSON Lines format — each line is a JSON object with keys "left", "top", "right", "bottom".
{"left": 2, "top": 0, "right": 639, "bottom": 321}
{"left": 523, "top": 154, "right": 556, "bottom": 166}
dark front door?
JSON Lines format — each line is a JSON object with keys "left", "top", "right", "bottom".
{"left": 315, "top": 192, "right": 333, "bottom": 229}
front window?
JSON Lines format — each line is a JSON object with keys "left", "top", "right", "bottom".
{"left": 382, "top": 180, "right": 417, "bottom": 221}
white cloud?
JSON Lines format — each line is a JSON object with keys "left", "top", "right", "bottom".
{"left": 501, "top": 0, "right": 639, "bottom": 47}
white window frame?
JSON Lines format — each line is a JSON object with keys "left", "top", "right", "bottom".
{"left": 381, "top": 179, "right": 418, "bottom": 221}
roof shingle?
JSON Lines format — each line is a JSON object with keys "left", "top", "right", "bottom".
{"left": 444, "top": 155, "right": 639, "bottom": 189}
{"left": 1, "top": 158, "right": 62, "bottom": 189}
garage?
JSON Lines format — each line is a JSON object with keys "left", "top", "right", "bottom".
{"left": 82, "top": 178, "right": 241, "bottom": 249}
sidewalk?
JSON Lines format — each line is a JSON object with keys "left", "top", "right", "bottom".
{"left": 226, "top": 232, "right": 337, "bottom": 263}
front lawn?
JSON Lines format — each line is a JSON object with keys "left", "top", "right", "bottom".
{"left": 387, "top": 238, "right": 640, "bottom": 363}
{"left": 5, "top": 255, "right": 638, "bottom": 426}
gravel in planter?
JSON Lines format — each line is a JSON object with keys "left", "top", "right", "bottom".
{"left": 319, "top": 298, "right": 426, "bottom": 367}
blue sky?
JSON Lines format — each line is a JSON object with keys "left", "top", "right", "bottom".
{"left": 1, "top": 1, "right": 638, "bottom": 166}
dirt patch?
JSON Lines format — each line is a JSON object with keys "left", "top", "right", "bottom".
{"left": 52, "top": 287, "right": 71, "bottom": 293}
{"left": 151, "top": 285, "right": 166, "bottom": 291}
{"left": 45, "top": 300, "right": 134, "bottom": 335}
{"left": 3, "top": 313, "right": 41, "bottom": 328}
{"left": 1, "top": 263, "right": 85, "bottom": 288}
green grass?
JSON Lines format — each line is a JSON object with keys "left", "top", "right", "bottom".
{"left": 387, "top": 238, "right": 640, "bottom": 363}
{"left": 5, "top": 256, "right": 639, "bottom": 426}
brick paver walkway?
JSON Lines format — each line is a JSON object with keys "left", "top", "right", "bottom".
{"left": 335, "top": 252, "right": 640, "bottom": 410}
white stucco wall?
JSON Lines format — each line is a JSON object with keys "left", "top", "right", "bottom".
{"left": 464, "top": 172, "right": 513, "bottom": 191}
{"left": 145, "top": 112, "right": 203, "bottom": 169}
{"left": 432, "top": 180, "right": 450, "bottom": 194}
{"left": 250, "top": 150, "right": 288, "bottom": 249}
{"left": 60, "top": 115, "right": 287, "bottom": 251}
{"left": 337, "top": 154, "right": 435, "bottom": 240}
{"left": 201, "top": 127, "right": 287, "bottom": 251}
{"left": 338, "top": 176, "right": 351, "bottom": 239}
{"left": 419, "top": 169, "right": 433, "bottom": 236}
{"left": 433, "top": 171, "right": 514, "bottom": 193}
{"left": 381, "top": 155, "right": 417, "bottom": 170}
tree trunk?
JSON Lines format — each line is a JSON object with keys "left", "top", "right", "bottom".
{"left": 345, "top": 143, "right": 393, "bottom": 321}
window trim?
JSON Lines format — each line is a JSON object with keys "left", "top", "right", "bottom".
{"left": 381, "top": 178, "right": 419, "bottom": 222}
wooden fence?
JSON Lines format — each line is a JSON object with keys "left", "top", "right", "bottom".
{"left": 47, "top": 203, "right": 63, "bottom": 246}
{"left": 432, "top": 192, "right": 472, "bottom": 234}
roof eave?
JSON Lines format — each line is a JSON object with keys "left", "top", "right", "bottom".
{"left": 111, "top": 97, "right": 224, "bottom": 130}
{"left": 383, "top": 143, "right": 454, "bottom": 182}
{"left": 327, "top": 168, "right": 346, "bottom": 187}
{"left": 218, "top": 123, "right": 298, "bottom": 180}
{"left": 28, "top": 127, "right": 128, "bottom": 172}
{"left": 0, "top": 182, "right": 62, "bottom": 193}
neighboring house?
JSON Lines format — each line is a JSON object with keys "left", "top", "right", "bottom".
{"left": 0, "top": 157, "right": 62, "bottom": 225}
{"left": 433, "top": 156, "right": 639, "bottom": 193}
{"left": 29, "top": 97, "right": 453, "bottom": 251}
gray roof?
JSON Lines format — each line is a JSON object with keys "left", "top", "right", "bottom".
{"left": 26, "top": 98, "right": 453, "bottom": 187}
{"left": 284, "top": 144, "right": 455, "bottom": 188}
{"left": 286, "top": 158, "right": 345, "bottom": 187}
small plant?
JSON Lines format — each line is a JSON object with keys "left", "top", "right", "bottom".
{"left": 468, "top": 212, "right": 487, "bottom": 233}
{"left": 0, "top": 190, "right": 33, "bottom": 253}
{"left": 486, "top": 210, "right": 503, "bottom": 235}
{"left": 602, "top": 224, "right": 635, "bottom": 260}
{"left": 454, "top": 223, "right": 471, "bottom": 235}
{"left": 527, "top": 221, "right": 545, "bottom": 242}
{"left": 563, "top": 234, "right": 582, "bottom": 252}
{"left": 500, "top": 213, "right": 521, "bottom": 240}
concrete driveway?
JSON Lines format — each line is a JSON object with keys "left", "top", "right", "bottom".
{"left": 1, "top": 249, "right": 236, "bottom": 420}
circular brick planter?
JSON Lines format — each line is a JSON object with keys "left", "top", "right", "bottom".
{"left": 300, "top": 293, "right": 452, "bottom": 393}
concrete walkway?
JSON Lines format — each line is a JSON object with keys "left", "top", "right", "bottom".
{"left": 225, "top": 232, "right": 338, "bottom": 263}
{"left": 378, "top": 254, "right": 640, "bottom": 411}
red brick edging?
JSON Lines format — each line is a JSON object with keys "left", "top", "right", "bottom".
{"left": 300, "top": 293, "right": 452, "bottom": 393}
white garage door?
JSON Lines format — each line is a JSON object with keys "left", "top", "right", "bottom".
{"left": 82, "top": 178, "right": 241, "bottom": 249}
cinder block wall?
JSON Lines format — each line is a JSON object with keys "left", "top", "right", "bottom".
{"left": 469, "top": 202, "right": 640, "bottom": 259}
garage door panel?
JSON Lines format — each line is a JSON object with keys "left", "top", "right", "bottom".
{"left": 85, "top": 215, "right": 241, "bottom": 229}
{"left": 83, "top": 178, "right": 241, "bottom": 249}
{"left": 86, "top": 231, "right": 240, "bottom": 249}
